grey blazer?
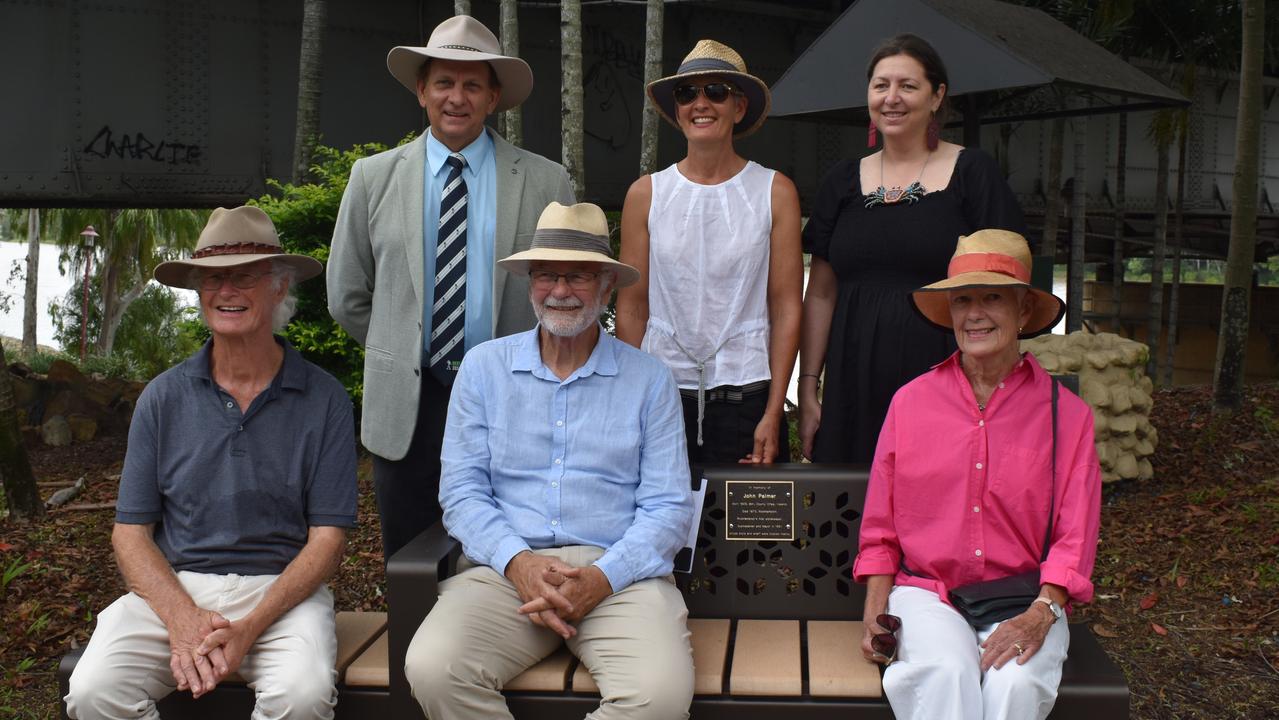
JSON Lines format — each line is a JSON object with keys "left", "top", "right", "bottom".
{"left": 327, "top": 128, "right": 575, "bottom": 460}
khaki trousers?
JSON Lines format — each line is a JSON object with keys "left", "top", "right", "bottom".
{"left": 405, "top": 546, "right": 694, "bottom": 720}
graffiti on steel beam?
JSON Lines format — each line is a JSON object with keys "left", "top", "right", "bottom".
{"left": 82, "top": 126, "right": 202, "bottom": 165}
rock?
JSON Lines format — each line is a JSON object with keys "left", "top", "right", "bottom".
{"left": 1085, "top": 351, "right": 1111, "bottom": 370}
{"left": 1110, "top": 385, "right": 1133, "bottom": 414}
{"left": 1116, "top": 453, "right": 1140, "bottom": 479}
{"left": 1092, "top": 409, "right": 1109, "bottom": 435}
{"left": 1135, "top": 438, "right": 1154, "bottom": 456}
{"left": 1130, "top": 388, "right": 1152, "bottom": 413}
{"left": 67, "top": 414, "right": 98, "bottom": 443}
{"left": 1096, "top": 441, "right": 1114, "bottom": 468}
{"left": 1117, "top": 433, "right": 1139, "bottom": 450}
{"left": 41, "top": 415, "right": 72, "bottom": 447}
{"left": 1138, "top": 458, "right": 1154, "bottom": 480}
{"left": 46, "top": 359, "right": 87, "bottom": 386}
{"left": 1082, "top": 380, "right": 1110, "bottom": 408}
{"left": 1110, "top": 414, "right": 1139, "bottom": 434}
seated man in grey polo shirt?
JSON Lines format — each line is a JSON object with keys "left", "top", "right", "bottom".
{"left": 66, "top": 206, "right": 358, "bottom": 720}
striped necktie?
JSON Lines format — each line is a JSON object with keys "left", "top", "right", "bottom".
{"left": 429, "top": 152, "right": 467, "bottom": 385}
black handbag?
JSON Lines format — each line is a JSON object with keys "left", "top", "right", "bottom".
{"left": 903, "top": 379, "right": 1060, "bottom": 628}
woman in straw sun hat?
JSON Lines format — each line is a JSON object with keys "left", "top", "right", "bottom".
{"left": 617, "top": 39, "right": 803, "bottom": 467}
{"left": 854, "top": 229, "right": 1100, "bottom": 720}
{"left": 797, "top": 33, "right": 1028, "bottom": 466}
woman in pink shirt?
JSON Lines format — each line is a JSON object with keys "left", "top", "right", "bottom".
{"left": 854, "top": 229, "right": 1100, "bottom": 720}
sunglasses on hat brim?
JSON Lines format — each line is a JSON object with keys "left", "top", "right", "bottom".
{"left": 673, "top": 82, "right": 740, "bottom": 106}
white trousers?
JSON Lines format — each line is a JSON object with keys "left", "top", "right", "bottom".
{"left": 405, "top": 546, "right": 694, "bottom": 720}
{"left": 882, "top": 585, "right": 1070, "bottom": 720}
{"left": 65, "top": 571, "right": 338, "bottom": 720}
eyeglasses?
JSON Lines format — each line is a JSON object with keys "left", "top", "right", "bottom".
{"left": 198, "top": 269, "right": 273, "bottom": 291}
{"left": 673, "top": 82, "right": 739, "bottom": 106}
{"left": 529, "top": 270, "right": 600, "bottom": 289}
{"left": 871, "top": 613, "right": 902, "bottom": 662}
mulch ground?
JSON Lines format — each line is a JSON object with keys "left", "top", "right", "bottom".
{"left": 2, "top": 384, "right": 1277, "bottom": 718}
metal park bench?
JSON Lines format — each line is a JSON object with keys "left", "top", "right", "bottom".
{"left": 60, "top": 464, "right": 1127, "bottom": 719}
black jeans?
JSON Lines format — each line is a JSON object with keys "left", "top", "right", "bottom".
{"left": 371, "top": 372, "right": 451, "bottom": 562}
{"left": 680, "top": 381, "right": 789, "bottom": 468}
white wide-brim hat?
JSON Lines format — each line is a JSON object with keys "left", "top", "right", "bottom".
{"left": 497, "top": 202, "right": 640, "bottom": 288}
{"left": 387, "top": 15, "right": 532, "bottom": 112}
{"left": 910, "top": 229, "right": 1065, "bottom": 338}
{"left": 153, "top": 206, "right": 322, "bottom": 289}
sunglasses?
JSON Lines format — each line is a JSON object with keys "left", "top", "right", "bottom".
{"left": 673, "top": 82, "right": 739, "bottom": 106}
{"left": 870, "top": 613, "right": 902, "bottom": 662}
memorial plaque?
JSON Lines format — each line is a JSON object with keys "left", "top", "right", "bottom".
{"left": 724, "top": 481, "right": 794, "bottom": 541}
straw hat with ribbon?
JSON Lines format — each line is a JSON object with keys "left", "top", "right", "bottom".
{"left": 646, "top": 39, "right": 771, "bottom": 139}
{"left": 910, "top": 229, "right": 1065, "bottom": 338}
{"left": 154, "top": 206, "right": 322, "bottom": 290}
{"left": 497, "top": 202, "right": 640, "bottom": 288}
{"left": 387, "top": 15, "right": 533, "bottom": 112}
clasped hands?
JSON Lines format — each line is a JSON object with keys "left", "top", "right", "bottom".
{"left": 166, "top": 605, "right": 261, "bottom": 699}
{"left": 505, "top": 552, "right": 613, "bottom": 639}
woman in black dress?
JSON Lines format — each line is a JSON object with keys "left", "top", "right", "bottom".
{"left": 798, "top": 33, "right": 1027, "bottom": 462}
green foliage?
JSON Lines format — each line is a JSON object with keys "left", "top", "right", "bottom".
{"left": 253, "top": 141, "right": 400, "bottom": 406}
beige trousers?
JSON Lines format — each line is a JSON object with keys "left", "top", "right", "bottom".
{"left": 405, "top": 546, "right": 694, "bottom": 720}
{"left": 65, "top": 571, "right": 338, "bottom": 720}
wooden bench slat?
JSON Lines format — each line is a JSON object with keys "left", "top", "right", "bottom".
{"left": 505, "top": 647, "right": 574, "bottom": 692}
{"left": 807, "top": 620, "right": 882, "bottom": 698}
{"left": 335, "top": 611, "right": 388, "bottom": 677}
{"left": 344, "top": 629, "right": 389, "bottom": 687}
{"left": 690, "top": 618, "right": 730, "bottom": 696}
{"left": 571, "top": 655, "right": 597, "bottom": 693}
{"left": 729, "top": 619, "right": 801, "bottom": 696}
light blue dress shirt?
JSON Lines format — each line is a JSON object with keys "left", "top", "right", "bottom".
{"left": 439, "top": 327, "right": 694, "bottom": 592}
{"left": 423, "top": 129, "right": 497, "bottom": 357}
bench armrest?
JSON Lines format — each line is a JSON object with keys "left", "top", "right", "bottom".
{"left": 387, "top": 522, "right": 459, "bottom": 720}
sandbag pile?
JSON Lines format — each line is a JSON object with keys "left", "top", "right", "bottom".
{"left": 1022, "top": 332, "right": 1157, "bottom": 483}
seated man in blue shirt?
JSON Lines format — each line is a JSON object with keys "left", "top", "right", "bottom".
{"left": 66, "top": 206, "right": 358, "bottom": 719}
{"left": 406, "top": 202, "right": 695, "bottom": 720}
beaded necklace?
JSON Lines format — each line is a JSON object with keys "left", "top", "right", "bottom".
{"left": 864, "top": 150, "right": 932, "bottom": 209}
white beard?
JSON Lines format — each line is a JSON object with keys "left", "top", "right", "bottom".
{"left": 534, "top": 294, "right": 601, "bottom": 337}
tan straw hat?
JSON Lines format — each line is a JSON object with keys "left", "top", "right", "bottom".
{"left": 646, "top": 39, "right": 771, "bottom": 139}
{"left": 910, "top": 229, "right": 1065, "bottom": 338}
{"left": 497, "top": 203, "right": 639, "bottom": 288}
{"left": 153, "top": 206, "right": 322, "bottom": 289}
{"left": 387, "top": 15, "right": 532, "bottom": 112}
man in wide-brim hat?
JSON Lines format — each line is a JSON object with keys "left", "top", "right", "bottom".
{"left": 67, "top": 206, "right": 357, "bottom": 718}
{"left": 328, "top": 14, "right": 575, "bottom": 563}
{"left": 406, "top": 202, "right": 696, "bottom": 720}
{"left": 618, "top": 39, "right": 804, "bottom": 469}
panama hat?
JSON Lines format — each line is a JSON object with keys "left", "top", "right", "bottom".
{"left": 910, "top": 229, "right": 1065, "bottom": 338}
{"left": 387, "top": 15, "right": 532, "bottom": 112}
{"left": 497, "top": 203, "right": 640, "bottom": 288}
{"left": 646, "top": 39, "right": 771, "bottom": 139}
{"left": 153, "top": 206, "right": 322, "bottom": 289}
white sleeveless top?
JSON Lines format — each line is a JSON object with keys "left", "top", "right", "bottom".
{"left": 643, "top": 161, "right": 775, "bottom": 390}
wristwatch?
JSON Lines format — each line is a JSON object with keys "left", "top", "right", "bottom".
{"left": 1034, "top": 596, "right": 1064, "bottom": 620}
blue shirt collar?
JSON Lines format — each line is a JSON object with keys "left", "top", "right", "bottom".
{"left": 511, "top": 325, "right": 620, "bottom": 381}
{"left": 426, "top": 127, "right": 493, "bottom": 179}
{"left": 183, "top": 336, "right": 307, "bottom": 391}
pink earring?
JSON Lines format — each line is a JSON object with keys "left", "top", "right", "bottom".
{"left": 867, "top": 121, "right": 878, "bottom": 148}
{"left": 926, "top": 112, "right": 940, "bottom": 151}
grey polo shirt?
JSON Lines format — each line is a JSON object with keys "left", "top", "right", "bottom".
{"left": 117, "top": 338, "right": 358, "bottom": 576}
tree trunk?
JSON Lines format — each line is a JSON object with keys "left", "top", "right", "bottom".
{"left": 1146, "top": 141, "right": 1170, "bottom": 379}
{"left": 1163, "top": 127, "right": 1188, "bottom": 387}
{"left": 0, "top": 342, "right": 43, "bottom": 520}
{"left": 1214, "top": 0, "right": 1264, "bottom": 410}
{"left": 499, "top": 0, "right": 522, "bottom": 147}
{"left": 1066, "top": 114, "right": 1086, "bottom": 333}
{"left": 560, "top": 0, "right": 585, "bottom": 199}
{"left": 638, "top": 0, "right": 664, "bottom": 176}
{"left": 1111, "top": 112, "right": 1127, "bottom": 333}
{"left": 22, "top": 209, "right": 39, "bottom": 353}
{"left": 1041, "top": 117, "right": 1066, "bottom": 260}
{"left": 291, "top": 0, "right": 326, "bottom": 184}
{"left": 453, "top": 0, "right": 470, "bottom": 15}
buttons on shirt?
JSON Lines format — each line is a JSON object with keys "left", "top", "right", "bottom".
{"left": 551, "top": 481, "right": 559, "bottom": 488}
{"left": 551, "top": 519, "right": 559, "bottom": 526}
{"left": 975, "top": 462, "right": 983, "bottom": 470}
{"left": 554, "top": 458, "right": 562, "bottom": 465}
{"left": 978, "top": 420, "right": 985, "bottom": 427}
{"left": 975, "top": 549, "right": 983, "bottom": 557}
{"left": 556, "top": 420, "right": 564, "bottom": 427}
{"left": 972, "top": 506, "right": 980, "bottom": 513}
{"left": 237, "top": 425, "right": 244, "bottom": 432}
{"left": 998, "top": 382, "right": 1005, "bottom": 389}
{"left": 225, "top": 401, "right": 234, "bottom": 409}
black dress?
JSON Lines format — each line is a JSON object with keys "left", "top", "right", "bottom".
{"left": 803, "top": 148, "right": 1026, "bottom": 463}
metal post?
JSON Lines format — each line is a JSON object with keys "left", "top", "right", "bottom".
{"left": 78, "top": 225, "right": 99, "bottom": 363}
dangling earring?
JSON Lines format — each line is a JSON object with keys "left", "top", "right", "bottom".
{"left": 926, "top": 111, "right": 940, "bottom": 151}
{"left": 867, "top": 121, "right": 878, "bottom": 148}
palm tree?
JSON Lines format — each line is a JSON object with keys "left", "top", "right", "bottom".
{"left": 292, "top": 0, "right": 327, "bottom": 184}
{"left": 638, "top": 0, "right": 664, "bottom": 176}
{"left": 499, "top": 0, "right": 522, "bottom": 147}
{"left": 46, "top": 208, "right": 206, "bottom": 356}
{"left": 1214, "top": 0, "right": 1265, "bottom": 410}
{"left": 0, "top": 340, "right": 42, "bottom": 520}
{"left": 561, "top": 0, "right": 585, "bottom": 199}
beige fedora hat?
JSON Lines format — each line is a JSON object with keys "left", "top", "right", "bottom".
{"left": 910, "top": 229, "right": 1065, "bottom": 338}
{"left": 646, "top": 39, "right": 771, "bottom": 139}
{"left": 154, "top": 206, "right": 322, "bottom": 289}
{"left": 497, "top": 203, "right": 640, "bottom": 288}
{"left": 387, "top": 15, "right": 532, "bottom": 112}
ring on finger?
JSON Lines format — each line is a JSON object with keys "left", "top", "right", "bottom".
{"left": 1013, "top": 642, "right": 1025, "bottom": 656}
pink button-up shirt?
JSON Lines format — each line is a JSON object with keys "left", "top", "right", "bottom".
{"left": 853, "top": 351, "right": 1101, "bottom": 606}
